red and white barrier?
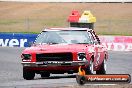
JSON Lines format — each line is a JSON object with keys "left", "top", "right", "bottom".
{"left": 99, "top": 36, "right": 132, "bottom": 51}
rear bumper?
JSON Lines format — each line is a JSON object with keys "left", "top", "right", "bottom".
{"left": 21, "top": 61, "right": 88, "bottom": 67}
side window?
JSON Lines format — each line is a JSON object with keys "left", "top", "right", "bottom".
{"left": 88, "top": 31, "right": 94, "bottom": 44}
{"left": 89, "top": 30, "right": 100, "bottom": 44}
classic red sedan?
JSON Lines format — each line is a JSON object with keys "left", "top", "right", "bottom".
{"left": 21, "top": 28, "right": 108, "bottom": 80}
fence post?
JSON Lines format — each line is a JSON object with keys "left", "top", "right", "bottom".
{"left": 108, "top": 20, "right": 112, "bottom": 33}
{"left": 25, "top": 18, "right": 30, "bottom": 32}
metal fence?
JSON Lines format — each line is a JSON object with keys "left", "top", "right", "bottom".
{"left": 0, "top": 18, "right": 132, "bottom": 35}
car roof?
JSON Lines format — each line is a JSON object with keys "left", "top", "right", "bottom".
{"left": 43, "top": 27, "right": 92, "bottom": 31}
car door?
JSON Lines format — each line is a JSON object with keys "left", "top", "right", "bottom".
{"left": 89, "top": 30, "right": 105, "bottom": 68}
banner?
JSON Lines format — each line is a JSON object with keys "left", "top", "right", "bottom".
{"left": 99, "top": 36, "right": 132, "bottom": 51}
{"left": 0, "top": 33, "right": 37, "bottom": 47}
{"left": 0, "top": 33, "right": 132, "bottom": 51}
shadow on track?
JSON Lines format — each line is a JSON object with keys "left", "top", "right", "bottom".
{"left": 35, "top": 75, "right": 76, "bottom": 80}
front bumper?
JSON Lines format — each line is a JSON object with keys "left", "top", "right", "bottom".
{"left": 21, "top": 61, "right": 88, "bottom": 67}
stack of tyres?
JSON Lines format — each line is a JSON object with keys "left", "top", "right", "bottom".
{"left": 67, "top": 10, "right": 80, "bottom": 22}
{"left": 79, "top": 11, "right": 96, "bottom": 23}
{"left": 67, "top": 10, "right": 96, "bottom": 29}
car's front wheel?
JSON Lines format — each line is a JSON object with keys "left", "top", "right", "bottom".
{"left": 84, "top": 60, "right": 94, "bottom": 74}
{"left": 96, "top": 59, "right": 106, "bottom": 74}
{"left": 23, "top": 68, "right": 35, "bottom": 80}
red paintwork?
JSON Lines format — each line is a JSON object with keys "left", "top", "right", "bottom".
{"left": 22, "top": 44, "right": 107, "bottom": 71}
{"left": 21, "top": 28, "right": 108, "bottom": 73}
{"left": 23, "top": 44, "right": 92, "bottom": 62}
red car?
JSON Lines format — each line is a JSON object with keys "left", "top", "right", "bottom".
{"left": 21, "top": 28, "right": 108, "bottom": 80}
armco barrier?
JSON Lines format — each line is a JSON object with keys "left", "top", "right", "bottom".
{"left": 0, "top": 33, "right": 132, "bottom": 51}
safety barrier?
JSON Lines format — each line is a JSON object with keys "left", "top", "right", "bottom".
{"left": 99, "top": 36, "right": 132, "bottom": 51}
{"left": 0, "top": 33, "right": 132, "bottom": 51}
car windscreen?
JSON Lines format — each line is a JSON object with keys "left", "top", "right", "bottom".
{"left": 35, "top": 30, "right": 93, "bottom": 44}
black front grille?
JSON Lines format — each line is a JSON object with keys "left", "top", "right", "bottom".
{"left": 36, "top": 53, "right": 73, "bottom": 62}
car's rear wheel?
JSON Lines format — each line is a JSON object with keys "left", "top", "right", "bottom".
{"left": 41, "top": 72, "right": 50, "bottom": 78}
{"left": 96, "top": 59, "right": 106, "bottom": 74}
{"left": 23, "top": 68, "right": 35, "bottom": 80}
{"left": 84, "top": 60, "right": 94, "bottom": 74}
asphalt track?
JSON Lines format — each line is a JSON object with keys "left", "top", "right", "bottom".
{"left": 0, "top": 47, "right": 132, "bottom": 88}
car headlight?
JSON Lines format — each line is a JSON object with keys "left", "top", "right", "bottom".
{"left": 21, "top": 54, "right": 31, "bottom": 60}
{"left": 78, "top": 52, "right": 86, "bottom": 60}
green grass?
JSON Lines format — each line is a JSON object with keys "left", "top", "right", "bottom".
{"left": 0, "top": 18, "right": 132, "bottom": 35}
{"left": 0, "top": 2, "right": 132, "bottom": 35}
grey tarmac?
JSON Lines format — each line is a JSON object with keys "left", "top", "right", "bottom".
{"left": 0, "top": 47, "right": 132, "bottom": 88}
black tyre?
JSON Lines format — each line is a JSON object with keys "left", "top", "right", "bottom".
{"left": 41, "top": 72, "right": 50, "bottom": 78}
{"left": 96, "top": 59, "right": 106, "bottom": 74}
{"left": 76, "top": 75, "right": 86, "bottom": 85}
{"left": 23, "top": 68, "right": 35, "bottom": 80}
{"left": 84, "top": 60, "right": 94, "bottom": 74}
{"left": 89, "top": 23, "right": 94, "bottom": 29}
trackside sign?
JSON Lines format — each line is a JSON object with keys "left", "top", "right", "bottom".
{"left": 99, "top": 36, "right": 132, "bottom": 51}
{"left": 0, "top": 39, "right": 27, "bottom": 47}
{"left": 0, "top": 33, "right": 37, "bottom": 47}
{"left": 0, "top": 33, "right": 132, "bottom": 51}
